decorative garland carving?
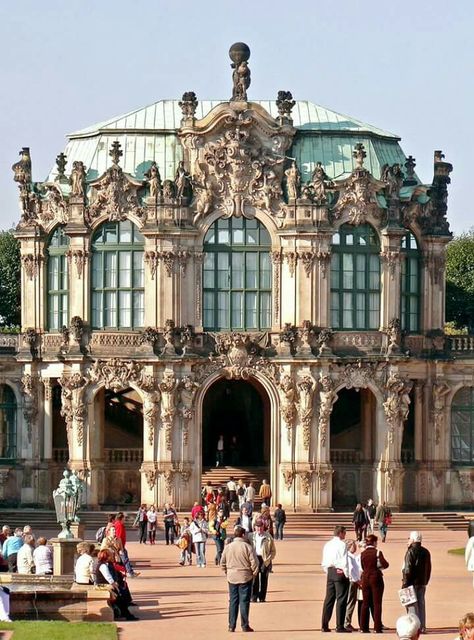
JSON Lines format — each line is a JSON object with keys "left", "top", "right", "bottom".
{"left": 318, "top": 374, "right": 337, "bottom": 447}
{"left": 89, "top": 358, "right": 143, "bottom": 393}
{"left": 316, "top": 251, "right": 331, "bottom": 279}
{"left": 144, "top": 468, "right": 158, "bottom": 491}
{"left": 58, "top": 373, "right": 88, "bottom": 446}
{"left": 144, "top": 251, "right": 159, "bottom": 280}
{"left": 382, "top": 373, "right": 413, "bottom": 444}
{"left": 298, "top": 251, "right": 316, "bottom": 278}
{"left": 271, "top": 251, "right": 282, "bottom": 323}
{"left": 158, "top": 251, "right": 176, "bottom": 277}
{"left": 298, "top": 470, "right": 313, "bottom": 496}
{"left": 21, "top": 374, "right": 38, "bottom": 443}
{"left": 158, "top": 371, "right": 179, "bottom": 450}
{"left": 143, "top": 392, "right": 160, "bottom": 446}
{"left": 432, "top": 381, "right": 450, "bottom": 446}
{"left": 284, "top": 251, "right": 298, "bottom": 277}
{"left": 194, "top": 252, "right": 205, "bottom": 326}
{"left": 380, "top": 250, "right": 400, "bottom": 280}
{"left": 178, "top": 375, "right": 200, "bottom": 445}
{"left": 21, "top": 254, "right": 39, "bottom": 280}
{"left": 66, "top": 249, "right": 89, "bottom": 279}
{"left": 177, "top": 250, "right": 191, "bottom": 276}
{"left": 278, "top": 373, "right": 297, "bottom": 443}
{"left": 282, "top": 469, "right": 295, "bottom": 490}
{"left": 297, "top": 375, "right": 316, "bottom": 449}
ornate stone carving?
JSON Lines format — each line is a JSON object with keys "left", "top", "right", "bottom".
{"left": 143, "top": 392, "right": 160, "bottom": 446}
{"left": 144, "top": 162, "right": 162, "bottom": 200}
{"left": 12, "top": 147, "right": 32, "bottom": 185}
{"left": 70, "top": 161, "right": 87, "bottom": 197}
{"left": 404, "top": 156, "right": 417, "bottom": 185}
{"left": 144, "top": 468, "right": 158, "bottom": 491}
{"left": 58, "top": 373, "right": 88, "bottom": 446}
{"left": 70, "top": 316, "right": 84, "bottom": 344}
{"left": 457, "top": 469, "right": 474, "bottom": 503}
{"left": 163, "top": 469, "right": 176, "bottom": 494}
{"left": 177, "top": 250, "right": 191, "bottom": 275}
{"left": 42, "top": 377, "right": 53, "bottom": 402}
{"left": 174, "top": 161, "right": 192, "bottom": 202}
{"left": 42, "top": 184, "right": 68, "bottom": 224}
{"left": 229, "top": 42, "right": 251, "bottom": 101}
{"left": 212, "top": 333, "right": 257, "bottom": 380}
{"left": 21, "top": 373, "right": 38, "bottom": 442}
{"left": 297, "top": 375, "right": 316, "bottom": 449}
{"left": 66, "top": 249, "right": 88, "bottom": 279}
{"left": 55, "top": 152, "right": 67, "bottom": 182}
{"left": 432, "top": 381, "right": 450, "bottom": 446}
{"left": 385, "top": 318, "right": 401, "bottom": 356}
{"left": 284, "top": 160, "right": 300, "bottom": 201}
{"left": 298, "top": 251, "right": 316, "bottom": 278}
{"left": 144, "top": 251, "right": 159, "bottom": 280}
{"left": 159, "top": 371, "right": 179, "bottom": 450}
{"left": 161, "top": 319, "right": 178, "bottom": 357}
{"left": 86, "top": 142, "right": 145, "bottom": 223}
{"left": 278, "top": 373, "right": 297, "bottom": 443}
{"left": 284, "top": 251, "right": 298, "bottom": 277}
{"left": 309, "top": 162, "right": 331, "bottom": 205}
{"left": 317, "top": 468, "right": 332, "bottom": 491}
{"left": 381, "top": 163, "right": 404, "bottom": 199}
{"left": 282, "top": 469, "right": 295, "bottom": 490}
{"left": 298, "top": 470, "right": 313, "bottom": 496}
{"left": 338, "top": 361, "right": 379, "bottom": 391}
{"left": 179, "top": 91, "right": 198, "bottom": 120}
{"left": 276, "top": 91, "right": 295, "bottom": 120}
{"left": 271, "top": 251, "right": 282, "bottom": 323}
{"left": 178, "top": 375, "right": 200, "bottom": 445}
{"left": 383, "top": 373, "right": 413, "bottom": 444}
{"left": 331, "top": 145, "right": 384, "bottom": 224}
{"left": 158, "top": 251, "right": 176, "bottom": 277}
{"left": 318, "top": 375, "right": 337, "bottom": 446}
{"left": 380, "top": 250, "right": 400, "bottom": 280}
{"left": 21, "top": 254, "right": 39, "bottom": 280}
{"left": 297, "top": 320, "right": 315, "bottom": 357}
{"left": 317, "top": 329, "right": 333, "bottom": 356}
{"left": 278, "top": 323, "right": 297, "bottom": 356}
{"left": 179, "top": 324, "right": 195, "bottom": 356}
{"left": 316, "top": 250, "right": 331, "bottom": 279}
{"left": 89, "top": 358, "right": 142, "bottom": 393}
{"left": 140, "top": 327, "right": 160, "bottom": 350}
{"left": 194, "top": 252, "right": 204, "bottom": 326}
{"left": 22, "top": 328, "right": 38, "bottom": 359}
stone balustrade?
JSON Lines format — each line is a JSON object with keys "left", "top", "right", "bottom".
{"left": 330, "top": 449, "right": 362, "bottom": 464}
{"left": 104, "top": 448, "right": 143, "bottom": 464}
{"left": 449, "top": 335, "right": 474, "bottom": 353}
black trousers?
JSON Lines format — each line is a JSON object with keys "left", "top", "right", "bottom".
{"left": 321, "top": 567, "right": 350, "bottom": 630}
{"left": 164, "top": 521, "right": 175, "bottom": 545}
{"left": 229, "top": 579, "right": 253, "bottom": 630}
{"left": 252, "top": 556, "right": 270, "bottom": 602}
{"left": 138, "top": 520, "right": 147, "bottom": 544}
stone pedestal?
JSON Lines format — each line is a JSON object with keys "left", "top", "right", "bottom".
{"left": 50, "top": 538, "right": 80, "bottom": 576}
{"left": 69, "top": 522, "right": 85, "bottom": 540}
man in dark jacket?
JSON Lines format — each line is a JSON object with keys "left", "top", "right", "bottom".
{"left": 401, "top": 531, "right": 431, "bottom": 633}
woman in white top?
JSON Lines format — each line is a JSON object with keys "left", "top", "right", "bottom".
{"left": 33, "top": 537, "right": 53, "bottom": 575}
{"left": 75, "top": 542, "right": 96, "bottom": 584}
{"left": 190, "top": 512, "right": 209, "bottom": 567}
{"left": 465, "top": 535, "right": 474, "bottom": 587}
{"left": 17, "top": 534, "right": 35, "bottom": 574}
{"left": 147, "top": 505, "right": 158, "bottom": 544}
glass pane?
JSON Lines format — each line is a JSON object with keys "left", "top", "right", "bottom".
{"left": 92, "top": 292, "right": 102, "bottom": 328}
{"left": 104, "top": 224, "right": 117, "bottom": 244}
{"left": 232, "top": 218, "right": 244, "bottom": 244}
{"left": 330, "top": 254, "right": 339, "bottom": 289}
{"left": 246, "top": 253, "right": 258, "bottom": 288}
{"left": 246, "top": 227, "right": 258, "bottom": 244}
{"left": 49, "top": 256, "right": 59, "bottom": 290}
{"left": 369, "top": 255, "right": 380, "bottom": 289}
{"left": 260, "top": 292, "right": 271, "bottom": 328}
{"left": 105, "top": 291, "right": 117, "bottom": 327}
{"left": 217, "top": 220, "right": 230, "bottom": 244}
{"left": 119, "top": 291, "right": 131, "bottom": 327}
{"left": 231, "top": 292, "right": 243, "bottom": 328}
{"left": 133, "top": 291, "right": 144, "bottom": 328}
{"left": 332, "top": 233, "right": 340, "bottom": 245}
{"left": 369, "top": 293, "right": 380, "bottom": 329}
{"left": 92, "top": 253, "right": 103, "bottom": 288}
{"left": 345, "top": 233, "right": 354, "bottom": 245}
{"left": 217, "top": 292, "right": 229, "bottom": 329}
{"left": 133, "top": 226, "right": 145, "bottom": 244}
{"left": 342, "top": 254, "right": 353, "bottom": 289}
{"left": 119, "top": 220, "right": 132, "bottom": 243}
{"left": 356, "top": 293, "right": 365, "bottom": 328}
{"left": 343, "top": 292, "right": 353, "bottom": 328}
{"left": 119, "top": 252, "right": 132, "bottom": 287}
{"left": 217, "top": 253, "right": 229, "bottom": 288}
{"left": 105, "top": 253, "right": 117, "bottom": 288}
{"left": 204, "top": 227, "right": 215, "bottom": 243}
{"left": 356, "top": 254, "right": 365, "bottom": 289}
{"left": 259, "top": 227, "right": 271, "bottom": 245}
{"left": 61, "top": 257, "right": 68, "bottom": 290}
{"left": 245, "top": 292, "right": 257, "bottom": 328}
{"left": 203, "top": 292, "right": 214, "bottom": 328}
{"left": 61, "top": 294, "right": 68, "bottom": 326}
{"left": 260, "top": 253, "right": 271, "bottom": 288}
{"left": 133, "top": 252, "right": 144, "bottom": 287}
{"left": 232, "top": 253, "right": 244, "bottom": 288}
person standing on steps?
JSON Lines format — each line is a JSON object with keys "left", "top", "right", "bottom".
{"left": 221, "top": 525, "right": 259, "bottom": 633}
{"left": 273, "top": 504, "right": 287, "bottom": 540}
{"left": 401, "top": 531, "right": 431, "bottom": 633}
{"left": 321, "top": 525, "right": 350, "bottom": 633}
{"left": 244, "top": 482, "right": 256, "bottom": 512}
{"left": 216, "top": 434, "right": 225, "bottom": 467}
{"left": 259, "top": 479, "right": 272, "bottom": 505}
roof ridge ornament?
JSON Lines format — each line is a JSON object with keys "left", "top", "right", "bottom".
{"left": 353, "top": 142, "right": 367, "bottom": 169}
{"left": 55, "top": 152, "right": 68, "bottom": 183}
{"left": 229, "top": 42, "right": 251, "bottom": 102}
{"left": 276, "top": 91, "right": 295, "bottom": 122}
{"left": 109, "top": 140, "right": 123, "bottom": 166}
{"left": 179, "top": 92, "right": 198, "bottom": 122}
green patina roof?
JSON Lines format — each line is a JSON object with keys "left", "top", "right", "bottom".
{"left": 48, "top": 100, "right": 410, "bottom": 184}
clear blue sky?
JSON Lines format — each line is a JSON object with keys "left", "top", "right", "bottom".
{"left": 0, "top": 0, "right": 472, "bottom": 234}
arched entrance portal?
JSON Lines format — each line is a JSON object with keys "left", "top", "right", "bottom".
{"left": 202, "top": 378, "right": 270, "bottom": 472}
{"left": 330, "top": 388, "right": 376, "bottom": 508}
{"left": 96, "top": 387, "right": 144, "bottom": 506}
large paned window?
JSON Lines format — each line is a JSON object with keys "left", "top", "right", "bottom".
{"left": 0, "top": 385, "right": 16, "bottom": 459}
{"left": 451, "top": 387, "right": 474, "bottom": 465}
{"left": 203, "top": 218, "right": 272, "bottom": 331}
{"left": 330, "top": 224, "right": 381, "bottom": 330}
{"left": 91, "top": 220, "right": 145, "bottom": 329}
{"left": 47, "top": 226, "right": 70, "bottom": 330}
{"left": 401, "top": 232, "right": 421, "bottom": 332}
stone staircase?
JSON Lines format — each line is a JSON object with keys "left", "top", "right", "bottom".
{"left": 0, "top": 509, "right": 471, "bottom": 535}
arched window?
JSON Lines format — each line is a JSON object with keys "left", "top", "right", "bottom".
{"left": 451, "top": 387, "right": 474, "bottom": 465}
{"left": 91, "top": 220, "right": 144, "bottom": 329}
{"left": 203, "top": 218, "right": 272, "bottom": 330}
{"left": 330, "top": 224, "right": 380, "bottom": 330}
{"left": 400, "top": 231, "right": 421, "bottom": 332}
{"left": 47, "top": 226, "right": 70, "bottom": 330}
{"left": 0, "top": 385, "right": 17, "bottom": 459}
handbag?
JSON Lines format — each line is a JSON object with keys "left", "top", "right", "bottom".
{"left": 398, "top": 585, "right": 417, "bottom": 606}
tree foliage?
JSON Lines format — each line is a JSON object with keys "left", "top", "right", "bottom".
{"left": 0, "top": 230, "right": 21, "bottom": 328}
{"left": 446, "top": 230, "right": 474, "bottom": 332}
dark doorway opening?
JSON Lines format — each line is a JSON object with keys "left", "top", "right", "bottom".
{"left": 202, "top": 378, "right": 269, "bottom": 467}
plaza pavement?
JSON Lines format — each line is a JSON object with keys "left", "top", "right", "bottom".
{"left": 114, "top": 524, "right": 472, "bottom": 640}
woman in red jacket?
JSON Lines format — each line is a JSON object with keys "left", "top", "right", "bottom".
{"left": 360, "top": 534, "right": 389, "bottom": 633}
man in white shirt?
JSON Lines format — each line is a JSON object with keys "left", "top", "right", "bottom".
{"left": 216, "top": 435, "right": 224, "bottom": 467}
{"left": 344, "top": 540, "right": 364, "bottom": 630}
{"left": 321, "top": 525, "right": 350, "bottom": 633}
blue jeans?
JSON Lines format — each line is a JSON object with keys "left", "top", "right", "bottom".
{"left": 228, "top": 579, "right": 253, "bottom": 630}
{"left": 195, "top": 541, "right": 206, "bottom": 566}
{"left": 407, "top": 585, "right": 426, "bottom": 630}
{"left": 275, "top": 521, "right": 285, "bottom": 540}
{"left": 119, "top": 548, "right": 135, "bottom": 576}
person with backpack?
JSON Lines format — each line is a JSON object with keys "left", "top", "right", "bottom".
{"left": 352, "top": 503, "right": 369, "bottom": 542}
{"left": 375, "top": 502, "right": 392, "bottom": 543}
{"left": 209, "top": 508, "right": 229, "bottom": 565}
{"left": 273, "top": 504, "right": 287, "bottom": 540}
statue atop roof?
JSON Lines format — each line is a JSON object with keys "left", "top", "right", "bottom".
{"left": 229, "top": 42, "right": 251, "bottom": 101}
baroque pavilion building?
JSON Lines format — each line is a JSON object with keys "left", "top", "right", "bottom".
{"left": 1, "top": 43, "right": 472, "bottom": 511}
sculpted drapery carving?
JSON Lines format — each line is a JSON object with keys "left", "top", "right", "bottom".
{"left": 178, "top": 375, "right": 200, "bottom": 445}
{"left": 382, "top": 373, "right": 413, "bottom": 444}
{"left": 58, "top": 373, "right": 88, "bottom": 447}
{"left": 297, "top": 375, "right": 316, "bottom": 449}
{"left": 278, "top": 373, "right": 297, "bottom": 443}
{"left": 432, "top": 381, "right": 450, "bottom": 446}
{"left": 318, "top": 375, "right": 337, "bottom": 447}
{"left": 21, "top": 374, "right": 38, "bottom": 443}
{"left": 158, "top": 371, "right": 179, "bottom": 450}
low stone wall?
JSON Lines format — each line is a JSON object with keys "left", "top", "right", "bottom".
{"left": 0, "top": 575, "right": 113, "bottom": 621}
